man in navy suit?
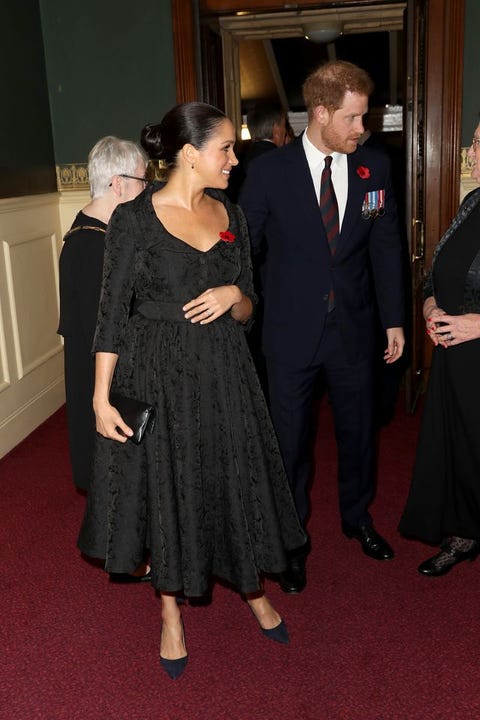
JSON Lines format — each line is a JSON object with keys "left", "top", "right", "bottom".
{"left": 240, "top": 60, "right": 405, "bottom": 593}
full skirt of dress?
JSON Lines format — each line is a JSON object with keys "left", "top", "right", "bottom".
{"left": 78, "top": 312, "right": 306, "bottom": 596}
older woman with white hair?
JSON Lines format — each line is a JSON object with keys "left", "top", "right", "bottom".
{"left": 58, "top": 136, "right": 147, "bottom": 500}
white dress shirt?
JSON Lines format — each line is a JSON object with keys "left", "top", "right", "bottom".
{"left": 302, "top": 129, "right": 348, "bottom": 230}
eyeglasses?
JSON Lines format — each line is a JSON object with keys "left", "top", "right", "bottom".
{"left": 120, "top": 174, "right": 147, "bottom": 183}
{"left": 109, "top": 174, "right": 147, "bottom": 187}
{"left": 472, "top": 138, "right": 480, "bottom": 148}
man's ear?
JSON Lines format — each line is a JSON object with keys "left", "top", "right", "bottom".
{"left": 313, "top": 105, "right": 330, "bottom": 126}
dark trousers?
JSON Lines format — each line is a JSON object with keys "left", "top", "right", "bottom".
{"left": 266, "top": 312, "right": 375, "bottom": 528}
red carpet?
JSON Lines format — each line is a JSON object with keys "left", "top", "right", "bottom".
{"left": 2, "top": 399, "right": 480, "bottom": 720}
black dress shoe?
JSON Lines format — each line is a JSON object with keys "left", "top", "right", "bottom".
{"left": 278, "top": 555, "right": 306, "bottom": 594}
{"left": 418, "top": 540, "right": 480, "bottom": 577}
{"left": 109, "top": 570, "right": 152, "bottom": 583}
{"left": 342, "top": 523, "right": 394, "bottom": 561}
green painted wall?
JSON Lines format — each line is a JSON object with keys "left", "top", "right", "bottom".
{"left": 0, "top": 0, "right": 56, "bottom": 197}
{"left": 462, "top": 0, "right": 480, "bottom": 143}
{"left": 39, "top": 0, "right": 176, "bottom": 164}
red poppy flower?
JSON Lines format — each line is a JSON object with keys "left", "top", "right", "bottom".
{"left": 219, "top": 230, "right": 235, "bottom": 243}
{"left": 357, "top": 165, "right": 371, "bottom": 179}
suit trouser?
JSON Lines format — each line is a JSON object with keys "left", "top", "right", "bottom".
{"left": 266, "top": 311, "right": 375, "bottom": 529}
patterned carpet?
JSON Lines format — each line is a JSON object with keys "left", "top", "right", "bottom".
{"left": 2, "top": 400, "right": 480, "bottom": 720}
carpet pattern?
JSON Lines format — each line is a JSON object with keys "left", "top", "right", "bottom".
{"left": 2, "top": 400, "right": 480, "bottom": 720}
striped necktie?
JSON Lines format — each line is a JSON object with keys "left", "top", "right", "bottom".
{"left": 320, "top": 155, "right": 339, "bottom": 311}
{"left": 319, "top": 155, "right": 339, "bottom": 255}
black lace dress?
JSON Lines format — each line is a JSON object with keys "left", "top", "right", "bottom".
{"left": 77, "top": 184, "right": 305, "bottom": 596}
{"left": 399, "top": 202, "right": 480, "bottom": 544}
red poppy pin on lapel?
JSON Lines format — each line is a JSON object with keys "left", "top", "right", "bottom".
{"left": 357, "top": 166, "right": 371, "bottom": 179}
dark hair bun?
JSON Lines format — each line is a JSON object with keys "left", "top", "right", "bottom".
{"left": 141, "top": 103, "right": 227, "bottom": 168}
{"left": 140, "top": 123, "right": 163, "bottom": 160}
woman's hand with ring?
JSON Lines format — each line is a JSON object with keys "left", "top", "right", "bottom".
{"left": 183, "top": 286, "right": 242, "bottom": 324}
{"left": 434, "top": 313, "right": 480, "bottom": 347}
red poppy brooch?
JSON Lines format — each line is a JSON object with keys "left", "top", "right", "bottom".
{"left": 357, "top": 165, "right": 371, "bottom": 179}
{"left": 219, "top": 230, "right": 235, "bottom": 243}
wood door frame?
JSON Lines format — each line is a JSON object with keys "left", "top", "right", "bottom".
{"left": 171, "top": 0, "right": 199, "bottom": 102}
{"left": 423, "top": 0, "right": 464, "bottom": 267}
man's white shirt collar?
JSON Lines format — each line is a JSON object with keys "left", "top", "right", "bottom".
{"left": 302, "top": 129, "right": 348, "bottom": 227}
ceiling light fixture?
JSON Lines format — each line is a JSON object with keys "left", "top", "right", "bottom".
{"left": 303, "top": 22, "right": 343, "bottom": 44}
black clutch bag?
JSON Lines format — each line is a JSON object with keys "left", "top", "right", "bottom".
{"left": 110, "top": 392, "right": 156, "bottom": 445}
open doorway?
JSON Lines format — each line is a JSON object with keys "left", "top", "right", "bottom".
{"left": 238, "top": 28, "right": 405, "bottom": 170}
{"left": 211, "top": 3, "right": 406, "bottom": 136}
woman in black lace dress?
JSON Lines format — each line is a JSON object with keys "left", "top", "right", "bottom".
{"left": 399, "top": 122, "right": 480, "bottom": 576}
{"left": 78, "top": 102, "right": 305, "bottom": 679}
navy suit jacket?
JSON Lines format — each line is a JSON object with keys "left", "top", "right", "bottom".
{"left": 239, "top": 139, "right": 405, "bottom": 367}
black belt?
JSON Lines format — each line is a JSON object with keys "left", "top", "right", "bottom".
{"left": 134, "top": 300, "right": 232, "bottom": 324}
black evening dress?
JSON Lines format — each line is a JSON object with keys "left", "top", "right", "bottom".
{"left": 78, "top": 184, "right": 305, "bottom": 596}
{"left": 58, "top": 212, "right": 107, "bottom": 491}
{"left": 399, "top": 202, "right": 480, "bottom": 544}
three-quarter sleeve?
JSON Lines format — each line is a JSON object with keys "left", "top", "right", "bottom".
{"left": 231, "top": 203, "right": 258, "bottom": 308}
{"left": 92, "top": 204, "right": 137, "bottom": 354}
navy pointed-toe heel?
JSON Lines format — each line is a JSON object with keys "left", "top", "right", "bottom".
{"left": 159, "top": 654, "right": 188, "bottom": 680}
{"left": 261, "top": 619, "right": 289, "bottom": 644}
{"left": 109, "top": 570, "right": 152, "bottom": 584}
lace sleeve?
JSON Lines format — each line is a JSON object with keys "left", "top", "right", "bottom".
{"left": 231, "top": 203, "right": 258, "bottom": 308}
{"left": 92, "top": 205, "right": 137, "bottom": 354}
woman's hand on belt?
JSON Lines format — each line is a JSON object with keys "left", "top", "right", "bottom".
{"left": 183, "top": 286, "right": 241, "bottom": 324}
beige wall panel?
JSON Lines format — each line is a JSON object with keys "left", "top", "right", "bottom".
{"left": 4, "top": 232, "right": 62, "bottom": 377}
{"left": 0, "top": 193, "right": 65, "bottom": 458}
{"left": 0, "top": 295, "right": 10, "bottom": 392}
{"left": 58, "top": 190, "right": 90, "bottom": 237}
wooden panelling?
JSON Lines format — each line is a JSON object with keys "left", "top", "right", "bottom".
{"left": 172, "top": 0, "right": 198, "bottom": 102}
{"left": 424, "top": 0, "right": 465, "bottom": 267}
{"left": 0, "top": 194, "right": 65, "bottom": 458}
